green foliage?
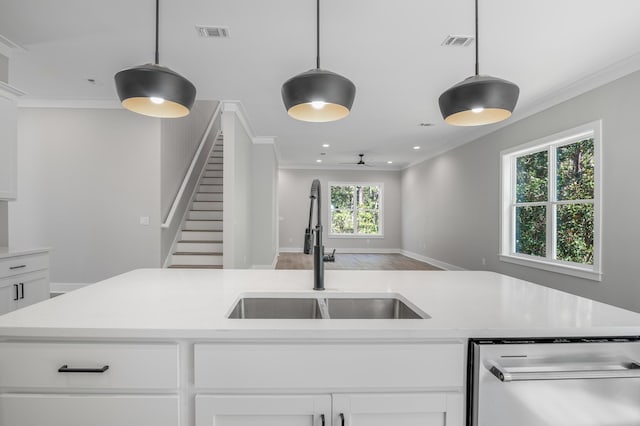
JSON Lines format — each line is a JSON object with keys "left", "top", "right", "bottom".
{"left": 330, "top": 185, "right": 380, "bottom": 234}
{"left": 515, "top": 138, "right": 595, "bottom": 265}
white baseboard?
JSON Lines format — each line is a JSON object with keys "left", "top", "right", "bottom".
{"left": 399, "top": 250, "right": 465, "bottom": 271}
{"left": 279, "top": 247, "right": 303, "bottom": 253}
{"left": 252, "top": 253, "right": 279, "bottom": 270}
{"left": 50, "top": 282, "right": 91, "bottom": 293}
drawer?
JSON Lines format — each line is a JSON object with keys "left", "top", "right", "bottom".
{"left": 0, "top": 394, "right": 179, "bottom": 426}
{"left": 194, "top": 342, "right": 464, "bottom": 390}
{"left": 0, "top": 342, "right": 179, "bottom": 389}
{"left": 0, "top": 252, "right": 49, "bottom": 278}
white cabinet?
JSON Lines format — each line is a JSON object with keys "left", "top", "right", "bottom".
{"left": 0, "top": 82, "right": 22, "bottom": 200}
{"left": 0, "top": 342, "right": 180, "bottom": 426}
{"left": 0, "top": 250, "right": 50, "bottom": 315}
{"left": 196, "top": 393, "right": 463, "bottom": 426}
{"left": 196, "top": 394, "right": 331, "bottom": 426}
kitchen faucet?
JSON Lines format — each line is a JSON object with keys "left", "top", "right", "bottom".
{"left": 304, "top": 179, "right": 334, "bottom": 290}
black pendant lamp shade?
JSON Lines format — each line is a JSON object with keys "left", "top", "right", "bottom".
{"left": 439, "top": 0, "right": 519, "bottom": 126}
{"left": 281, "top": 0, "right": 355, "bottom": 122}
{"left": 114, "top": 0, "right": 196, "bottom": 118}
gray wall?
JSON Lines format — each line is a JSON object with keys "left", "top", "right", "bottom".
{"left": 9, "top": 108, "right": 162, "bottom": 284}
{"left": 0, "top": 201, "right": 7, "bottom": 246}
{"left": 160, "top": 100, "right": 218, "bottom": 261}
{"left": 279, "top": 169, "right": 402, "bottom": 252}
{"left": 401, "top": 70, "right": 640, "bottom": 312}
{"left": 251, "top": 143, "right": 279, "bottom": 267}
{"left": 0, "top": 54, "right": 8, "bottom": 83}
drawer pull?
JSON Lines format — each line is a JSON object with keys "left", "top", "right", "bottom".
{"left": 13, "top": 284, "right": 19, "bottom": 301}
{"left": 9, "top": 265, "right": 26, "bottom": 270}
{"left": 19, "top": 283, "right": 24, "bottom": 300}
{"left": 58, "top": 364, "right": 110, "bottom": 373}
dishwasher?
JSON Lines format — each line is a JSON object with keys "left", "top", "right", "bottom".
{"left": 468, "top": 337, "right": 640, "bottom": 426}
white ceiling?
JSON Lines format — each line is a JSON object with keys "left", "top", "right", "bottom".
{"left": 2, "top": 0, "right": 640, "bottom": 169}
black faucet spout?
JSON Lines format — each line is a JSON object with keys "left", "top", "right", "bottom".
{"left": 306, "top": 179, "right": 325, "bottom": 291}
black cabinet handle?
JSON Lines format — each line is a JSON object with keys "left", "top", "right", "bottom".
{"left": 58, "top": 365, "right": 109, "bottom": 373}
{"left": 19, "top": 283, "right": 24, "bottom": 300}
{"left": 340, "top": 413, "right": 345, "bottom": 426}
{"left": 9, "top": 265, "right": 26, "bottom": 270}
{"left": 13, "top": 284, "right": 18, "bottom": 301}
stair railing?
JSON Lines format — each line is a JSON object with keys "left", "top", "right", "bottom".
{"left": 161, "top": 102, "right": 223, "bottom": 229}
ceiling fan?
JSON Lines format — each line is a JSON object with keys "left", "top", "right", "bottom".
{"left": 340, "top": 154, "right": 373, "bottom": 167}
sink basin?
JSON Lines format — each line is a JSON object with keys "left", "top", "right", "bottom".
{"left": 227, "top": 297, "right": 323, "bottom": 319}
{"left": 228, "top": 294, "right": 428, "bottom": 319}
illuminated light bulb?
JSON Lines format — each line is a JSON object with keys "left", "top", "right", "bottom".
{"left": 310, "top": 101, "right": 327, "bottom": 110}
{"left": 150, "top": 97, "right": 165, "bottom": 105}
{"left": 472, "top": 106, "right": 485, "bottom": 114}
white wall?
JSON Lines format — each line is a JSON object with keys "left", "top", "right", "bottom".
{"left": 401, "top": 70, "right": 640, "bottom": 312}
{"left": 9, "top": 108, "right": 162, "bottom": 284}
{"left": 278, "top": 169, "right": 402, "bottom": 252}
{"left": 0, "top": 54, "right": 7, "bottom": 84}
{"left": 251, "top": 142, "right": 279, "bottom": 268}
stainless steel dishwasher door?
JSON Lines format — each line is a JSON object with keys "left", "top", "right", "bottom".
{"left": 470, "top": 338, "right": 640, "bottom": 426}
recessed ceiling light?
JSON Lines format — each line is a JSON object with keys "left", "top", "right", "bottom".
{"left": 413, "top": 146, "right": 421, "bottom": 150}
{"left": 316, "top": 159, "right": 322, "bottom": 163}
{"left": 387, "top": 161, "right": 393, "bottom": 164}
{"left": 322, "top": 143, "right": 330, "bottom": 148}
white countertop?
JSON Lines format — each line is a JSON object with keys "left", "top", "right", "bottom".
{"left": 0, "top": 247, "right": 50, "bottom": 259}
{"left": 0, "top": 269, "right": 639, "bottom": 340}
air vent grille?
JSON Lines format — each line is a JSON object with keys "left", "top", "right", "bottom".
{"left": 196, "top": 26, "right": 231, "bottom": 38}
{"left": 441, "top": 35, "right": 474, "bottom": 47}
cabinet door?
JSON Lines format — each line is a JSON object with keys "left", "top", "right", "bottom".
{"left": 0, "top": 94, "right": 17, "bottom": 200}
{"left": 332, "top": 393, "right": 463, "bottom": 426}
{"left": 0, "top": 394, "right": 179, "bottom": 426}
{"left": 14, "top": 273, "right": 49, "bottom": 309}
{"left": 0, "top": 282, "right": 16, "bottom": 314}
{"left": 196, "top": 394, "right": 332, "bottom": 426}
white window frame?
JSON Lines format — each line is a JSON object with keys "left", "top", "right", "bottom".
{"left": 499, "top": 120, "right": 602, "bottom": 281}
{"left": 328, "top": 182, "right": 384, "bottom": 238}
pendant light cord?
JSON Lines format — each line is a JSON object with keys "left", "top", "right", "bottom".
{"left": 316, "top": 0, "right": 321, "bottom": 69}
{"left": 474, "top": 0, "right": 479, "bottom": 76}
{"left": 155, "top": 0, "right": 160, "bottom": 65}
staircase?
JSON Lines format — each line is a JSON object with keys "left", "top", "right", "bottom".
{"left": 168, "top": 139, "right": 224, "bottom": 269}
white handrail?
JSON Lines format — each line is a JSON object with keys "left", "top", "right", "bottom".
{"left": 161, "top": 103, "right": 223, "bottom": 229}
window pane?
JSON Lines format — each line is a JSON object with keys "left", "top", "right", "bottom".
{"left": 557, "top": 138, "right": 594, "bottom": 201}
{"left": 357, "top": 210, "right": 379, "bottom": 234}
{"left": 516, "top": 151, "right": 548, "bottom": 202}
{"left": 557, "top": 203, "right": 594, "bottom": 265}
{"left": 358, "top": 186, "right": 380, "bottom": 209}
{"left": 516, "top": 206, "right": 546, "bottom": 257}
{"left": 331, "top": 186, "right": 354, "bottom": 209}
{"left": 331, "top": 209, "right": 354, "bottom": 234}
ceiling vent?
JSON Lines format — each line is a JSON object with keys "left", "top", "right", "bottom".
{"left": 441, "top": 35, "right": 474, "bottom": 47}
{"left": 196, "top": 26, "right": 230, "bottom": 38}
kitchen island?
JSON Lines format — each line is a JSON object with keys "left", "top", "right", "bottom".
{"left": 0, "top": 269, "right": 639, "bottom": 426}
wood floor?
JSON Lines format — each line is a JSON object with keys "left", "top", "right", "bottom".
{"left": 275, "top": 252, "right": 441, "bottom": 271}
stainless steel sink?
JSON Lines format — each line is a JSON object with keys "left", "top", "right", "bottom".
{"left": 228, "top": 294, "right": 428, "bottom": 319}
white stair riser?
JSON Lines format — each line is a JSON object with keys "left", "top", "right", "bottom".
{"left": 195, "top": 193, "right": 223, "bottom": 202}
{"left": 204, "top": 171, "right": 223, "bottom": 178}
{"left": 181, "top": 231, "right": 223, "bottom": 241}
{"left": 206, "top": 164, "right": 223, "bottom": 171}
{"left": 192, "top": 201, "right": 223, "bottom": 210}
{"left": 188, "top": 211, "right": 223, "bottom": 220}
{"left": 184, "top": 220, "right": 223, "bottom": 231}
{"left": 171, "top": 254, "right": 223, "bottom": 266}
{"left": 199, "top": 184, "right": 223, "bottom": 193}
{"left": 201, "top": 177, "right": 223, "bottom": 185}
{"left": 176, "top": 242, "right": 223, "bottom": 252}
{"left": 208, "top": 157, "right": 223, "bottom": 164}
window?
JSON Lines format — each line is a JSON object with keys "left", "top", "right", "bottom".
{"left": 500, "top": 121, "right": 601, "bottom": 280}
{"left": 329, "top": 183, "right": 383, "bottom": 237}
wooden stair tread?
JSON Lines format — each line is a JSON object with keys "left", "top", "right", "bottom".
{"left": 173, "top": 252, "right": 223, "bottom": 256}
{"left": 168, "top": 265, "right": 223, "bottom": 269}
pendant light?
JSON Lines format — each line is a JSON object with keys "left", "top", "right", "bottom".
{"left": 281, "top": 0, "right": 356, "bottom": 122}
{"left": 438, "top": 0, "right": 519, "bottom": 126}
{"left": 114, "top": 0, "right": 196, "bottom": 118}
